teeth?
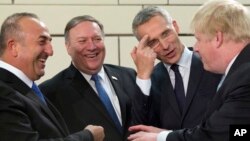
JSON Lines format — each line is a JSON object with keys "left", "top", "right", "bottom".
{"left": 39, "top": 59, "right": 46, "bottom": 63}
{"left": 86, "top": 54, "right": 97, "bottom": 58}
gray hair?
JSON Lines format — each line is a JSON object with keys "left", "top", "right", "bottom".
{"left": 0, "top": 12, "right": 39, "bottom": 56}
{"left": 132, "top": 6, "right": 173, "bottom": 39}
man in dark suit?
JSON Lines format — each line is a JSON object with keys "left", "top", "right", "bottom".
{"left": 39, "top": 15, "right": 142, "bottom": 141}
{"left": 129, "top": 6, "right": 221, "bottom": 130}
{"left": 0, "top": 12, "right": 104, "bottom": 141}
{"left": 128, "top": 0, "right": 250, "bottom": 141}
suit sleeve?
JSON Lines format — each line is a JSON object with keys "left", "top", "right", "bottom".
{"left": 0, "top": 85, "right": 93, "bottom": 141}
{"left": 166, "top": 64, "right": 250, "bottom": 141}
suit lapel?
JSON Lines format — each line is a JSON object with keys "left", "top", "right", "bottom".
{"left": 104, "top": 66, "right": 126, "bottom": 130}
{"left": 0, "top": 68, "right": 68, "bottom": 136}
{"left": 218, "top": 44, "right": 250, "bottom": 93}
{"left": 156, "top": 63, "right": 181, "bottom": 117}
{"left": 183, "top": 53, "right": 203, "bottom": 116}
{"left": 226, "top": 45, "right": 250, "bottom": 80}
{"left": 46, "top": 100, "right": 69, "bottom": 135}
{"left": 68, "top": 65, "right": 119, "bottom": 130}
{"left": 26, "top": 91, "right": 68, "bottom": 136}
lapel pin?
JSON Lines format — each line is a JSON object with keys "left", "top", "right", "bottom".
{"left": 111, "top": 76, "right": 118, "bottom": 80}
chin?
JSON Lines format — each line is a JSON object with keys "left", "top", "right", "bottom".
{"left": 38, "top": 71, "right": 45, "bottom": 78}
{"left": 203, "top": 65, "right": 212, "bottom": 72}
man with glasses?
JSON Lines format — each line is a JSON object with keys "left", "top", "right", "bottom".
{"left": 130, "top": 6, "right": 221, "bottom": 131}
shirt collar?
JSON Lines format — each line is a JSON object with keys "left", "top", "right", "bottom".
{"left": 224, "top": 53, "right": 239, "bottom": 77}
{"left": 80, "top": 66, "right": 105, "bottom": 82}
{"left": 164, "top": 46, "right": 193, "bottom": 71}
{"left": 0, "top": 60, "right": 33, "bottom": 87}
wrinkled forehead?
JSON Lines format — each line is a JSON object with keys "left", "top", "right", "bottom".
{"left": 137, "top": 16, "right": 173, "bottom": 39}
{"left": 19, "top": 17, "right": 48, "bottom": 31}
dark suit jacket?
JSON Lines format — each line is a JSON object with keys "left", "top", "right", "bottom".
{"left": 0, "top": 68, "right": 92, "bottom": 141}
{"left": 39, "top": 64, "right": 141, "bottom": 141}
{"left": 167, "top": 44, "right": 250, "bottom": 141}
{"left": 133, "top": 52, "right": 221, "bottom": 130}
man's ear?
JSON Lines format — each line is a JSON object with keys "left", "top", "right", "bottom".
{"left": 214, "top": 31, "right": 223, "bottom": 48}
{"left": 7, "top": 39, "right": 18, "bottom": 57}
{"left": 172, "top": 20, "right": 180, "bottom": 33}
{"left": 65, "top": 41, "right": 72, "bottom": 56}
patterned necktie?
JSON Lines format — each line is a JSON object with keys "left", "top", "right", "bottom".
{"left": 171, "top": 64, "right": 185, "bottom": 114}
{"left": 91, "top": 74, "right": 122, "bottom": 133}
{"left": 32, "top": 82, "right": 47, "bottom": 104}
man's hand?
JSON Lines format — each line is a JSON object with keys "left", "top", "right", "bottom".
{"left": 131, "top": 35, "right": 157, "bottom": 79}
{"left": 129, "top": 124, "right": 165, "bottom": 133}
{"left": 84, "top": 125, "right": 104, "bottom": 141}
{"left": 128, "top": 131, "right": 158, "bottom": 141}
{"left": 127, "top": 125, "right": 166, "bottom": 141}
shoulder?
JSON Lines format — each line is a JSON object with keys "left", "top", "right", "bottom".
{"left": 104, "top": 64, "right": 136, "bottom": 74}
{"left": 152, "top": 62, "right": 167, "bottom": 76}
{"left": 227, "top": 63, "right": 250, "bottom": 83}
{"left": 0, "top": 81, "right": 15, "bottom": 95}
{"left": 39, "top": 66, "right": 72, "bottom": 90}
{"left": 0, "top": 81, "right": 25, "bottom": 108}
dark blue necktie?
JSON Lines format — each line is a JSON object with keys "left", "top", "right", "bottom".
{"left": 32, "top": 82, "right": 47, "bottom": 104}
{"left": 171, "top": 64, "right": 185, "bottom": 114}
{"left": 91, "top": 74, "right": 122, "bottom": 133}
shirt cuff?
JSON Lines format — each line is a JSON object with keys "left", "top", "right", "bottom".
{"left": 157, "top": 130, "right": 173, "bottom": 141}
{"left": 136, "top": 77, "right": 151, "bottom": 96}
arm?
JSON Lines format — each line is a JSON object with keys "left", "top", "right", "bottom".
{"left": 127, "top": 125, "right": 166, "bottom": 141}
{"left": 130, "top": 35, "right": 157, "bottom": 125}
{"left": 0, "top": 85, "right": 104, "bottom": 141}
{"left": 167, "top": 64, "right": 250, "bottom": 141}
{"left": 128, "top": 65, "right": 250, "bottom": 141}
{"left": 131, "top": 34, "right": 156, "bottom": 80}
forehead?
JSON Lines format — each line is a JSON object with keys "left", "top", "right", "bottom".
{"left": 19, "top": 17, "right": 51, "bottom": 39}
{"left": 69, "top": 21, "right": 102, "bottom": 36}
{"left": 195, "top": 31, "right": 208, "bottom": 39}
{"left": 137, "top": 15, "right": 170, "bottom": 37}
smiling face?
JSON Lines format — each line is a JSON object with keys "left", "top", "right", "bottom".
{"left": 14, "top": 17, "right": 53, "bottom": 81}
{"left": 136, "top": 15, "right": 184, "bottom": 64}
{"left": 66, "top": 21, "right": 105, "bottom": 74}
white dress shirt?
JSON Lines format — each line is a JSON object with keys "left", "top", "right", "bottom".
{"left": 217, "top": 54, "right": 238, "bottom": 91}
{"left": 157, "top": 52, "right": 239, "bottom": 141}
{"left": 79, "top": 67, "right": 122, "bottom": 125}
{"left": 135, "top": 47, "right": 193, "bottom": 141}
{"left": 0, "top": 60, "right": 33, "bottom": 88}
{"left": 136, "top": 46, "right": 193, "bottom": 96}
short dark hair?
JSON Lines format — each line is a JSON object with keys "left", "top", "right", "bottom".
{"left": 64, "top": 15, "right": 104, "bottom": 43}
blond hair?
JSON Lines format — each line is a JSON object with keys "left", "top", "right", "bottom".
{"left": 191, "top": 0, "right": 250, "bottom": 42}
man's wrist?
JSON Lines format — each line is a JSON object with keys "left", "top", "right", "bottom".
{"left": 83, "top": 129, "right": 94, "bottom": 141}
{"left": 157, "top": 130, "right": 173, "bottom": 141}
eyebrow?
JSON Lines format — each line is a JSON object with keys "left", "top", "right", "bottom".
{"left": 161, "top": 28, "right": 172, "bottom": 36}
{"left": 39, "top": 35, "right": 52, "bottom": 41}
